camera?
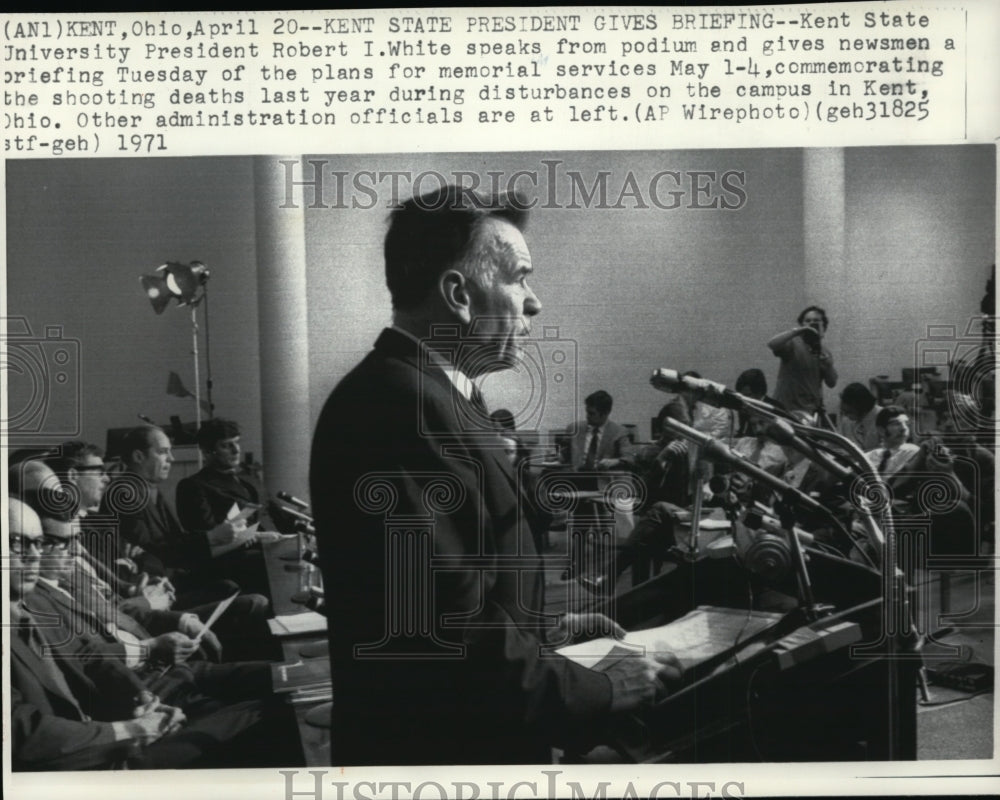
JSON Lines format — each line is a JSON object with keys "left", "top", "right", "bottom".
{"left": 1, "top": 317, "right": 81, "bottom": 440}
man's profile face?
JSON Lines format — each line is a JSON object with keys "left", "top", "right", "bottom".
{"left": 881, "top": 414, "right": 910, "bottom": 448}
{"left": 71, "top": 454, "right": 110, "bottom": 512}
{"left": 464, "top": 218, "right": 541, "bottom": 374}
{"left": 206, "top": 435, "right": 241, "bottom": 472}
{"left": 134, "top": 430, "right": 174, "bottom": 483}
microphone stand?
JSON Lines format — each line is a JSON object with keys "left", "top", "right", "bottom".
{"left": 687, "top": 444, "right": 705, "bottom": 559}
{"left": 662, "top": 418, "right": 827, "bottom": 620}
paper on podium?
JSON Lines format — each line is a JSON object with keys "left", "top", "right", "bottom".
{"left": 557, "top": 606, "right": 784, "bottom": 674}
{"left": 268, "top": 611, "right": 328, "bottom": 637}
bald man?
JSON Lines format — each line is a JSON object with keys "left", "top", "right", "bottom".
{"left": 9, "top": 498, "right": 298, "bottom": 770}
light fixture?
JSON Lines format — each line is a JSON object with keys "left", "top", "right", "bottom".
{"left": 140, "top": 261, "right": 210, "bottom": 313}
{"left": 139, "top": 261, "right": 215, "bottom": 464}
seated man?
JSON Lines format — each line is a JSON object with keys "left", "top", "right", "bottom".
{"left": 102, "top": 426, "right": 274, "bottom": 612}
{"left": 682, "top": 370, "right": 737, "bottom": 443}
{"left": 864, "top": 405, "right": 921, "bottom": 477}
{"left": 734, "top": 368, "right": 785, "bottom": 436}
{"left": 837, "top": 383, "right": 883, "bottom": 452}
{"left": 176, "top": 418, "right": 282, "bottom": 596}
{"left": 867, "top": 406, "right": 976, "bottom": 556}
{"left": 43, "top": 441, "right": 176, "bottom": 615}
{"left": 729, "top": 414, "right": 788, "bottom": 504}
{"left": 587, "top": 403, "right": 694, "bottom": 591}
{"left": 565, "top": 390, "right": 632, "bottom": 472}
{"left": 32, "top": 433, "right": 275, "bottom": 662}
{"left": 9, "top": 498, "right": 298, "bottom": 771}
{"left": 27, "top": 510, "right": 284, "bottom": 722}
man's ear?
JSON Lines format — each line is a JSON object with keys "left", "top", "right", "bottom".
{"left": 440, "top": 269, "right": 473, "bottom": 324}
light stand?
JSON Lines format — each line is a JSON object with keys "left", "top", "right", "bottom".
{"left": 140, "top": 261, "right": 213, "bottom": 463}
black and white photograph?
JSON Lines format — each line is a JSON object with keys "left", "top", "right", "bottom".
{"left": 2, "top": 4, "right": 999, "bottom": 800}
{"left": 3, "top": 147, "right": 995, "bottom": 792}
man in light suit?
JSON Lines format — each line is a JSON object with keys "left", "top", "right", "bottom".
{"left": 565, "top": 390, "right": 632, "bottom": 471}
{"left": 310, "top": 185, "right": 680, "bottom": 766}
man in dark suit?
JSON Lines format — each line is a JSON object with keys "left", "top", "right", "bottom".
{"left": 175, "top": 418, "right": 281, "bottom": 596}
{"left": 310, "top": 185, "right": 680, "bottom": 766}
{"left": 565, "top": 390, "right": 632, "bottom": 471}
{"left": 8, "top": 498, "right": 289, "bottom": 771}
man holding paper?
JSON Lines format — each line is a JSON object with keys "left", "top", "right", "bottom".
{"left": 102, "top": 426, "right": 276, "bottom": 660}
{"left": 9, "top": 498, "right": 300, "bottom": 770}
{"left": 176, "top": 418, "right": 283, "bottom": 596}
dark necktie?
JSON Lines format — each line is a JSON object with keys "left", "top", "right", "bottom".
{"left": 583, "top": 425, "right": 600, "bottom": 469}
{"left": 877, "top": 448, "right": 892, "bottom": 474}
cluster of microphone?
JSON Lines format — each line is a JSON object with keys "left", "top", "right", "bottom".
{"left": 650, "top": 368, "right": 855, "bottom": 520}
{"left": 276, "top": 492, "right": 325, "bottom": 615}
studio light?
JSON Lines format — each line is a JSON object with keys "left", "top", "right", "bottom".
{"left": 140, "top": 261, "right": 210, "bottom": 313}
{"left": 139, "top": 261, "right": 216, "bottom": 464}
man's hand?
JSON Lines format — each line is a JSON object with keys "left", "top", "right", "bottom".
{"left": 207, "top": 519, "right": 246, "bottom": 547}
{"left": 177, "top": 614, "right": 223, "bottom": 662}
{"left": 116, "top": 705, "right": 186, "bottom": 744}
{"left": 596, "top": 458, "right": 622, "bottom": 470}
{"left": 141, "top": 578, "right": 175, "bottom": 611}
{"left": 605, "top": 650, "right": 684, "bottom": 713}
{"left": 554, "top": 612, "right": 625, "bottom": 645}
{"left": 146, "top": 631, "right": 198, "bottom": 665}
{"left": 254, "top": 530, "right": 284, "bottom": 544}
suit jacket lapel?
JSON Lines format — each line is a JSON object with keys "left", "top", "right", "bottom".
{"left": 11, "top": 619, "right": 88, "bottom": 718}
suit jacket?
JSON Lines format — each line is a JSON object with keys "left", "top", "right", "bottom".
{"left": 566, "top": 418, "right": 631, "bottom": 469}
{"left": 176, "top": 466, "right": 275, "bottom": 533}
{"left": 101, "top": 476, "right": 210, "bottom": 579}
{"left": 10, "top": 600, "right": 147, "bottom": 771}
{"left": 31, "top": 575, "right": 182, "bottom": 660}
{"left": 310, "top": 328, "right": 613, "bottom": 765}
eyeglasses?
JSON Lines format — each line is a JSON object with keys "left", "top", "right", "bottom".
{"left": 75, "top": 464, "right": 107, "bottom": 474}
{"left": 9, "top": 536, "right": 42, "bottom": 556}
{"left": 39, "top": 535, "right": 76, "bottom": 554}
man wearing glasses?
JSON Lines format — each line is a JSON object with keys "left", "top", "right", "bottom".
{"left": 8, "top": 497, "right": 298, "bottom": 771}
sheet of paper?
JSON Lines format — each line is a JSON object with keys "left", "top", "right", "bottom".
{"left": 267, "top": 611, "right": 328, "bottom": 637}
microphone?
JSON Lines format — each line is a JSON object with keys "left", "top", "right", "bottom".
{"left": 763, "top": 418, "right": 853, "bottom": 481}
{"left": 279, "top": 504, "right": 315, "bottom": 525}
{"left": 661, "top": 417, "right": 826, "bottom": 516}
{"left": 650, "top": 369, "right": 746, "bottom": 411}
{"left": 277, "top": 491, "right": 310, "bottom": 510}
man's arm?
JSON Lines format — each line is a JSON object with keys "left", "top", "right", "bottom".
{"left": 767, "top": 326, "right": 808, "bottom": 354}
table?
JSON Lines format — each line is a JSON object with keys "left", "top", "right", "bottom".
{"left": 262, "top": 537, "right": 330, "bottom": 766}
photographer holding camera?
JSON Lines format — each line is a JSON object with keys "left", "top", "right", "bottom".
{"left": 767, "top": 305, "right": 838, "bottom": 427}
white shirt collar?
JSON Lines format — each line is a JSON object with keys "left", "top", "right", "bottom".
{"left": 392, "top": 324, "right": 475, "bottom": 402}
